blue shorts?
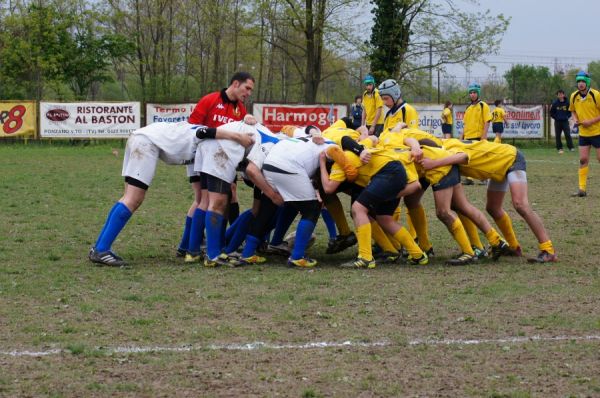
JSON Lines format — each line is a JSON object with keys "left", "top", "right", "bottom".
{"left": 356, "top": 161, "right": 407, "bottom": 214}
{"left": 442, "top": 124, "right": 452, "bottom": 135}
{"left": 432, "top": 165, "right": 461, "bottom": 192}
{"left": 492, "top": 122, "right": 504, "bottom": 133}
{"left": 578, "top": 134, "right": 600, "bottom": 148}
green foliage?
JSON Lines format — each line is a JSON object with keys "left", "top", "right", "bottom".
{"left": 368, "top": 0, "right": 510, "bottom": 86}
{"left": 504, "top": 64, "right": 565, "bottom": 103}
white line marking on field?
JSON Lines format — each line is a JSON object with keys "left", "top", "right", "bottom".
{"left": 2, "top": 335, "right": 600, "bottom": 357}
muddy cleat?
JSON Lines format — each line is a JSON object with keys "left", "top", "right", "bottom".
{"left": 472, "top": 246, "right": 488, "bottom": 260}
{"left": 571, "top": 190, "right": 587, "bottom": 197}
{"left": 240, "top": 255, "right": 267, "bottom": 264}
{"left": 408, "top": 252, "right": 429, "bottom": 265}
{"left": 327, "top": 233, "right": 357, "bottom": 254}
{"left": 508, "top": 245, "right": 522, "bottom": 257}
{"left": 89, "top": 247, "right": 127, "bottom": 267}
{"left": 425, "top": 247, "right": 435, "bottom": 257}
{"left": 375, "top": 251, "right": 401, "bottom": 264}
{"left": 527, "top": 251, "right": 558, "bottom": 264}
{"left": 204, "top": 253, "right": 242, "bottom": 268}
{"left": 341, "top": 257, "right": 376, "bottom": 269}
{"left": 264, "top": 242, "right": 291, "bottom": 256}
{"left": 287, "top": 257, "right": 317, "bottom": 268}
{"left": 176, "top": 247, "right": 187, "bottom": 258}
{"left": 490, "top": 240, "right": 511, "bottom": 260}
{"left": 184, "top": 253, "right": 202, "bottom": 263}
{"left": 446, "top": 252, "right": 476, "bottom": 266}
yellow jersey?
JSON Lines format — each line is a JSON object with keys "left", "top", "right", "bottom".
{"left": 441, "top": 107, "right": 453, "bottom": 124}
{"left": 416, "top": 146, "right": 455, "bottom": 185}
{"left": 382, "top": 102, "right": 419, "bottom": 132}
{"left": 442, "top": 139, "right": 517, "bottom": 182}
{"left": 569, "top": 88, "right": 600, "bottom": 137}
{"left": 491, "top": 107, "right": 506, "bottom": 123}
{"left": 362, "top": 89, "right": 385, "bottom": 125}
{"left": 397, "top": 127, "right": 444, "bottom": 147}
{"left": 463, "top": 100, "right": 492, "bottom": 140}
{"left": 322, "top": 119, "right": 361, "bottom": 145}
{"left": 330, "top": 138, "right": 416, "bottom": 187}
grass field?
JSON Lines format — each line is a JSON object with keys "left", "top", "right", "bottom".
{"left": 1, "top": 142, "right": 599, "bottom": 397}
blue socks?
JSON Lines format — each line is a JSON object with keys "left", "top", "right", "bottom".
{"left": 291, "top": 219, "right": 316, "bottom": 260}
{"left": 178, "top": 216, "right": 193, "bottom": 252}
{"left": 95, "top": 202, "right": 132, "bottom": 252}
{"left": 241, "top": 235, "right": 262, "bottom": 258}
{"left": 224, "top": 210, "right": 254, "bottom": 254}
{"left": 270, "top": 205, "right": 298, "bottom": 245}
{"left": 205, "top": 211, "right": 225, "bottom": 260}
{"left": 321, "top": 208, "right": 337, "bottom": 239}
{"left": 187, "top": 208, "right": 206, "bottom": 255}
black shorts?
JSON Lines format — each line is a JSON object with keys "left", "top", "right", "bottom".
{"left": 432, "top": 165, "right": 460, "bottom": 192}
{"left": 355, "top": 161, "right": 407, "bottom": 213}
{"left": 441, "top": 124, "right": 452, "bottom": 135}
{"left": 200, "top": 172, "right": 231, "bottom": 194}
{"left": 492, "top": 122, "right": 504, "bottom": 134}
{"left": 579, "top": 135, "right": 600, "bottom": 148}
{"left": 507, "top": 150, "right": 526, "bottom": 173}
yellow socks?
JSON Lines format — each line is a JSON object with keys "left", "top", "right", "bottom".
{"left": 484, "top": 228, "right": 502, "bottom": 247}
{"left": 494, "top": 212, "right": 520, "bottom": 250}
{"left": 408, "top": 205, "right": 432, "bottom": 252}
{"left": 406, "top": 211, "right": 417, "bottom": 240}
{"left": 450, "top": 218, "right": 475, "bottom": 255}
{"left": 539, "top": 240, "right": 555, "bottom": 255}
{"left": 325, "top": 195, "right": 351, "bottom": 236}
{"left": 458, "top": 213, "right": 483, "bottom": 250}
{"left": 578, "top": 166, "right": 589, "bottom": 192}
{"left": 356, "top": 223, "right": 373, "bottom": 261}
{"left": 392, "top": 227, "right": 423, "bottom": 258}
{"left": 494, "top": 135, "right": 501, "bottom": 143}
{"left": 371, "top": 221, "right": 398, "bottom": 253}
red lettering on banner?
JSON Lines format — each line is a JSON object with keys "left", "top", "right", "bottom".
{"left": 0, "top": 105, "right": 26, "bottom": 134}
{"left": 261, "top": 106, "right": 337, "bottom": 132}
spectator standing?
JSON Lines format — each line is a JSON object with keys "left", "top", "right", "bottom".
{"left": 491, "top": 99, "right": 507, "bottom": 143}
{"left": 550, "top": 89, "right": 574, "bottom": 154}
{"left": 441, "top": 101, "right": 453, "bottom": 138}
{"left": 350, "top": 95, "right": 364, "bottom": 129}
{"left": 361, "top": 74, "right": 384, "bottom": 136}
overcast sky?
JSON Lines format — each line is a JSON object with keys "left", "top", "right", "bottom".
{"left": 448, "top": 0, "right": 598, "bottom": 82}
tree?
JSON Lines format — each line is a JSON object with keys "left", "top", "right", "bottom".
{"left": 504, "top": 64, "right": 563, "bottom": 104}
{"left": 368, "top": 0, "right": 510, "bottom": 85}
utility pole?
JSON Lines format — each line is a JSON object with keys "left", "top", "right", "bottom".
{"left": 429, "top": 41, "right": 433, "bottom": 102}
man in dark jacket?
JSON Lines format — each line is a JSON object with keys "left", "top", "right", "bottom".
{"left": 550, "top": 89, "right": 574, "bottom": 153}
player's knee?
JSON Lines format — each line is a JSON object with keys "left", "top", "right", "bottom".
{"left": 579, "top": 158, "right": 589, "bottom": 166}
{"left": 435, "top": 209, "right": 453, "bottom": 225}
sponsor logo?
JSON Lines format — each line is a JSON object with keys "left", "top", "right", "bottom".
{"left": 216, "top": 103, "right": 225, "bottom": 110}
{"left": 46, "top": 108, "right": 70, "bottom": 122}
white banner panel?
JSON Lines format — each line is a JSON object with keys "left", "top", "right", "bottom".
{"left": 253, "top": 103, "right": 347, "bottom": 132}
{"left": 146, "top": 103, "right": 196, "bottom": 125}
{"left": 453, "top": 104, "right": 543, "bottom": 139}
{"left": 414, "top": 104, "right": 444, "bottom": 137}
{"left": 40, "top": 102, "right": 141, "bottom": 138}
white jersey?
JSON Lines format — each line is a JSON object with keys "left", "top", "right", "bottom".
{"left": 195, "top": 121, "right": 268, "bottom": 183}
{"left": 264, "top": 137, "right": 336, "bottom": 177}
{"left": 132, "top": 121, "right": 202, "bottom": 165}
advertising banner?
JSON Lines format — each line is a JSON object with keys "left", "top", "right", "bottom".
{"left": 253, "top": 103, "right": 348, "bottom": 132}
{"left": 414, "top": 104, "right": 444, "bottom": 137}
{"left": 454, "top": 104, "right": 544, "bottom": 139}
{"left": 0, "top": 101, "right": 36, "bottom": 138}
{"left": 145, "top": 103, "right": 196, "bottom": 125}
{"left": 40, "top": 102, "right": 141, "bottom": 138}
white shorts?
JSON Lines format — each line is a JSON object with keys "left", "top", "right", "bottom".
{"left": 264, "top": 168, "right": 317, "bottom": 202}
{"left": 487, "top": 170, "right": 528, "bottom": 192}
{"left": 122, "top": 134, "right": 160, "bottom": 187}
